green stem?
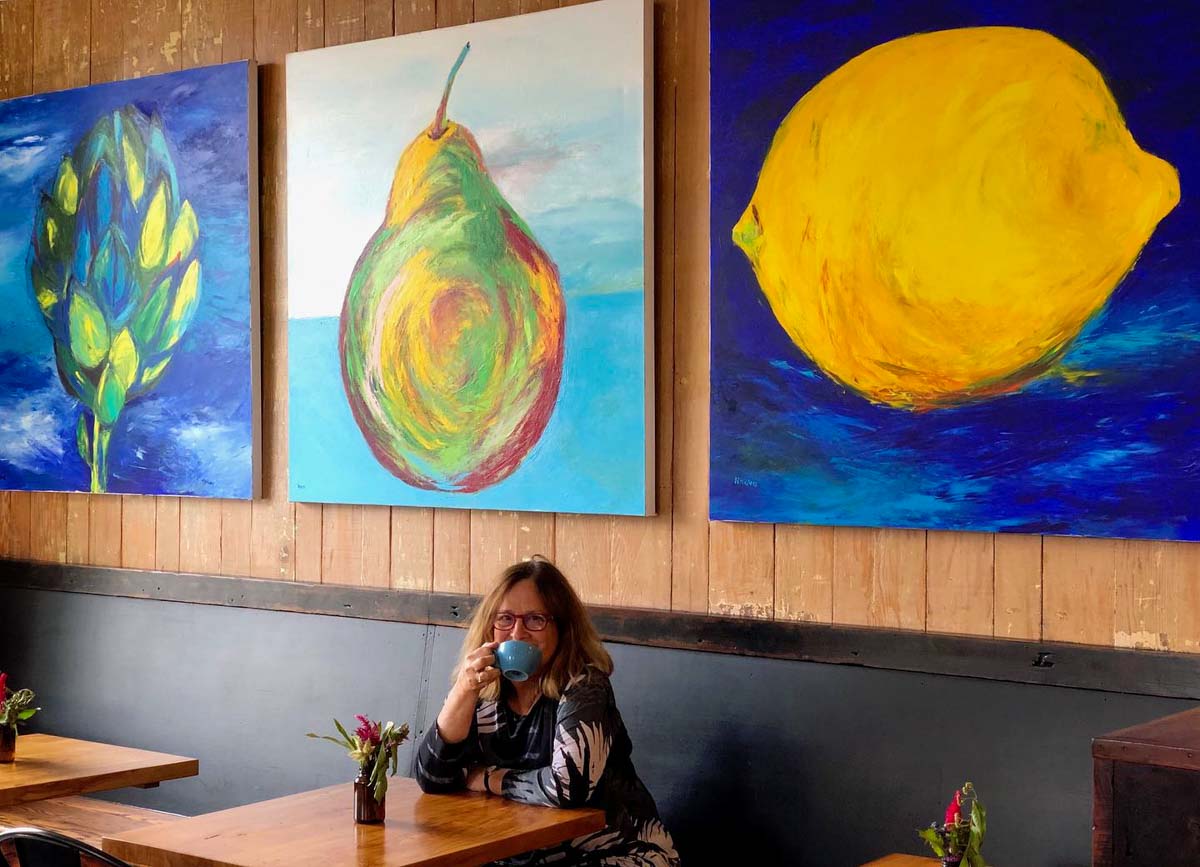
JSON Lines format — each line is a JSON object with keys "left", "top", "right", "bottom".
{"left": 90, "top": 417, "right": 112, "bottom": 493}
{"left": 429, "top": 42, "right": 471, "bottom": 140}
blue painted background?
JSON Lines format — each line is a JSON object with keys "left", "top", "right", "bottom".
{"left": 710, "top": 1, "right": 1200, "bottom": 540}
{"left": 286, "top": 6, "right": 650, "bottom": 516}
{"left": 0, "top": 63, "right": 254, "bottom": 498}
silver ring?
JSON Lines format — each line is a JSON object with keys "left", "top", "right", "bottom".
{"left": 476, "top": 670, "right": 483, "bottom": 685}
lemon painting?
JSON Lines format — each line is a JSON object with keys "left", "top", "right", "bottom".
{"left": 711, "top": 2, "right": 1198, "bottom": 540}
{"left": 287, "top": 0, "right": 653, "bottom": 514}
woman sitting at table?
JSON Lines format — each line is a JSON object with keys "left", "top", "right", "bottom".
{"left": 416, "top": 556, "right": 680, "bottom": 866}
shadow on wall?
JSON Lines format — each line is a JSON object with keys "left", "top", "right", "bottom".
{"left": 670, "top": 719, "right": 793, "bottom": 863}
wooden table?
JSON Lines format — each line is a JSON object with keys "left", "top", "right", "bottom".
{"left": 861, "top": 856, "right": 938, "bottom": 866}
{"left": 0, "top": 796, "right": 180, "bottom": 847}
{"left": 103, "top": 779, "right": 606, "bottom": 867}
{"left": 0, "top": 734, "right": 198, "bottom": 806}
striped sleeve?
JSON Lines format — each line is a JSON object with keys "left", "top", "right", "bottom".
{"left": 414, "top": 716, "right": 479, "bottom": 794}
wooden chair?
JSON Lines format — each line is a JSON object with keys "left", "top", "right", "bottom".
{"left": 0, "top": 827, "right": 133, "bottom": 867}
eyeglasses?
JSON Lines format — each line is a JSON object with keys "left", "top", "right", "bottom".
{"left": 494, "top": 612, "right": 554, "bottom": 632}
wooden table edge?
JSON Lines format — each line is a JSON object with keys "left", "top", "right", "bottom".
{"left": 444, "top": 807, "right": 606, "bottom": 867}
{"left": 1091, "top": 739, "right": 1200, "bottom": 772}
{"left": 101, "top": 796, "right": 606, "bottom": 867}
{"left": 0, "top": 758, "right": 199, "bottom": 808}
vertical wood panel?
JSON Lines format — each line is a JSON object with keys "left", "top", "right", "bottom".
{"left": 393, "top": 0, "right": 435, "bottom": 34}
{"left": 1043, "top": 536, "right": 1117, "bottom": 645}
{"left": 0, "top": 0, "right": 34, "bottom": 563}
{"left": 669, "top": 0, "right": 708, "bottom": 612}
{"left": 1119, "top": 540, "right": 1200, "bottom": 652}
{"left": 65, "top": 496, "right": 91, "bottom": 563}
{"left": 84, "top": 0, "right": 124, "bottom": 567}
{"left": 4, "top": 494, "right": 31, "bottom": 561}
{"left": 154, "top": 497, "right": 181, "bottom": 571}
{"left": 466, "top": 0, "right": 551, "bottom": 603}
{"left": 774, "top": 525, "right": 833, "bottom": 623}
{"left": 925, "top": 530, "right": 993, "bottom": 636}
{"left": 471, "top": 511, "right": 517, "bottom": 595}
{"left": 321, "top": 503, "right": 364, "bottom": 584}
{"left": 427, "top": 0, "right": 474, "bottom": 595}
{"left": 250, "top": 0, "right": 299, "bottom": 580}
{"left": 0, "top": 495, "right": 9, "bottom": 561}
{"left": 291, "top": 0, "right": 325, "bottom": 582}
{"left": 709, "top": 522, "right": 773, "bottom": 618}
{"left": 365, "top": 0, "right": 392, "bottom": 37}
{"left": 378, "top": 0, "right": 438, "bottom": 592}
{"left": 24, "top": 0, "right": 81, "bottom": 563}
{"left": 0, "top": 496, "right": 9, "bottom": 560}
{"left": 391, "top": 507, "right": 433, "bottom": 590}
{"left": 994, "top": 534, "right": 1042, "bottom": 640}
{"left": 294, "top": 499, "right": 323, "bottom": 583}
{"left": 347, "top": 0, "right": 396, "bottom": 589}
{"left": 555, "top": 515, "right": 612, "bottom": 606}
{"left": 168, "top": 0, "right": 231, "bottom": 576}
{"left": 88, "top": 497, "right": 124, "bottom": 566}
{"left": 313, "top": 0, "right": 373, "bottom": 588}
{"left": 611, "top": 0, "right": 673, "bottom": 612}
{"left": 297, "top": 0, "right": 324, "bottom": 49}
{"left": 28, "top": 492, "right": 66, "bottom": 559}
{"left": 832, "top": 527, "right": 926, "bottom": 630}
{"left": 217, "top": 0, "right": 258, "bottom": 577}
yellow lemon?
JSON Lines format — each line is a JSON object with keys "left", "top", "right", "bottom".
{"left": 733, "top": 26, "right": 1180, "bottom": 409}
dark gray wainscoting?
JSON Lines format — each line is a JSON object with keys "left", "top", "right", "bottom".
{"left": 1, "top": 584, "right": 1194, "bottom": 867}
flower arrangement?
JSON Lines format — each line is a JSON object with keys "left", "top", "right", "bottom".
{"left": 918, "top": 781, "right": 988, "bottom": 866}
{"left": 0, "top": 672, "right": 40, "bottom": 729}
{"left": 307, "top": 715, "right": 409, "bottom": 803}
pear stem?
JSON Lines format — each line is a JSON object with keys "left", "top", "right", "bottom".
{"left": 430, "top": 42, "right": 471, "bottom": 140}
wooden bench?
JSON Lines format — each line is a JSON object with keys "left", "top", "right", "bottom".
{"left": 0, "top": 795, "right": 180, "bottom": 848}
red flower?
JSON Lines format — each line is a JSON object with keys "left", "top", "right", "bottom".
{"left": 944, "top": 789, "right": 962, "bottom": 826}
{"left": 354, "top": 714, "right": 382, "bottom": 746}
{"left": 0, "top": 672, "right": 7, "bottom": 703}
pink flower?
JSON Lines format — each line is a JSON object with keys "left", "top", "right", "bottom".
{"left": 354, "top": 714, "right": 382, "bottom": 746}
{"left": 944, "top": 789, "right": 962, "bottom": 827}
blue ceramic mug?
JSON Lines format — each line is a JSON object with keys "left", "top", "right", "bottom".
{"left": 495, "top": 640, "right": 542, "bottom": 682}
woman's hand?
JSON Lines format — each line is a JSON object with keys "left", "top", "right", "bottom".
{"left": 437, "top": 642, "right": 501, "bottom": 745}
{"left": 466, "top": 765, "right": 508, "bottom": 795}
{"left": 454, "top": 642, "right": 500, "bottom": 697}
{"left": 465, "top": 766, "right": 488, "bottom": 793}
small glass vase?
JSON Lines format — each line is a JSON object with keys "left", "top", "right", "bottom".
{"left": 0, "top": 726, "right": 15, "bottom": 763}
{"left": 354, "top": 769, "right": 385, "bottom": 824}
{"left": 941, "top": 857, "right": 963, "bottom": 867}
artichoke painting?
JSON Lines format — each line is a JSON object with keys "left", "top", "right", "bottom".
{"left": 0, "top": 62, "right": 256, "bottom": 498}
{"left": 31, "top": 108, "right": 201, "bottom": 493}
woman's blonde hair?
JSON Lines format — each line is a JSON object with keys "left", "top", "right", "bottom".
{"left": 457, "top": 556, "right": 612, "bottom": 702}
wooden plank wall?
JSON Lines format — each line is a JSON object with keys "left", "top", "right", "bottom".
{"left": 1, "top": 0, "right": 1197, "bottom": 654}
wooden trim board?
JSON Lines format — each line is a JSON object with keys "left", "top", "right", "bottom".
{"left": 3, "top": 561, "right": 1200, "bottom": 700}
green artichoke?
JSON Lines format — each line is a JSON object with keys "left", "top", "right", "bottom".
{"left": 30, "top": 107, "right": 201, "bottom": 493}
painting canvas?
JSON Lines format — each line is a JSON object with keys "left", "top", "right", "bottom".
{"left": 287, "top": 0, "right": 653, "bottom": 514}
{"left": 710, "top": 2, "right": 1199, "bottom": 540}
{"left": 0, "top": 62, "right": 259, "bottom": 498}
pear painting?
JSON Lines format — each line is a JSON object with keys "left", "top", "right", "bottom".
{"left": 710, "top": 0, "right": 1200, "bottom": 541}
{"left": 0, "top": 62, "right": 259, "bottom": 498}
{"left": 340, "top": 44, "right": 566, "bottom": 494}
{"left": 287, "top": 0, "right": 653, "bottom": 515}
